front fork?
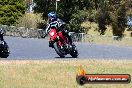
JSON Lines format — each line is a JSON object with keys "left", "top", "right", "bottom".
{"left": 49, "top": 37, "right": 58, "bottom": 48}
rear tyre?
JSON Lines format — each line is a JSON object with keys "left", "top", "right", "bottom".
{"left": 0, "top": 53, "right": 9, "bottom": 58}
{"left": 0, "top": 49, "right": 10, "bottom": 58}
{"left": 53, "top": 42, "right": 65, "bottom": 58}
{"left": 70, "top": 43, "right": 79, "bottom": 58}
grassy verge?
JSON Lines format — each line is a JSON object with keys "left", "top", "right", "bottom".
{"left": 0, "top": 59, "right": 132, "bottom": 88}
{"left": 81, "top": 21, "right": 132, "bottom": 46}
{"left": 84, "top": 35, "right": 132, "bottom": 46}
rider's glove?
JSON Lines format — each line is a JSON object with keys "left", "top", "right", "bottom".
{"left": 43, "top": 32, "right": 47, "bottom": 38}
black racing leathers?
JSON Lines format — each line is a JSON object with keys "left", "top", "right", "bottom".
{"left": 45, "top": 18, "right": 72, "bottom": 45}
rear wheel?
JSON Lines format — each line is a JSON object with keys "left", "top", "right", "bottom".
{"left": 0, "top": 50, "right": 9, "bottom": 58}
{"left": 0, "top": 53, "right": 9, "bottom": 58}
{"left": 70, "top": 43, "right": 79, "bottom": 58}
{"left": 53, "top": 42, "right": 65, "bottom": 58}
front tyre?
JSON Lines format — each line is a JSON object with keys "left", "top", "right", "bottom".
{"left": 53, "top": 42, "right": 65, "bottom": 58}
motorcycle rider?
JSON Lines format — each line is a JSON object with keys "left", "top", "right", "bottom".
{"left": 0, "top": 28, "right": 4, "bottom": 42}
{"left": 44, "top": 12, "right": 73, "bottom": 47}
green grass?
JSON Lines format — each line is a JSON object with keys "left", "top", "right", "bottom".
{"left": 0, "top": 59, "right": 132, "bottom": 88}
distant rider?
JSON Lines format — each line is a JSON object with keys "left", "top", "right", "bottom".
{"left": 0, "top": 28, "right": 4, "bottom": 41}
{"left": 44, "top": 12, "right": 73, "bottom": 47}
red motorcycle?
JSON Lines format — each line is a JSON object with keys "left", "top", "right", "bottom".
{"left": 48, "top": 28, "right": 79, "bottom": 58}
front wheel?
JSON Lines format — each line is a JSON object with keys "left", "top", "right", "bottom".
{"left": 53, "top": 42, "right": 65, "bottom": 58}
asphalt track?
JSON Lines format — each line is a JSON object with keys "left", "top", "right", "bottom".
{"left": 3, "top": 36, "right": 132, "bottom": 60}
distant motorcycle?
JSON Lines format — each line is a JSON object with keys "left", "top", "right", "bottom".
{"left": 0, "top": 28, "right": 10, "bottom": 58}
{"left": 46, "top": 28, "right": 79, "bottom": 58}
{"left": 0, "top": 40, "right": 10, "bottom": 58}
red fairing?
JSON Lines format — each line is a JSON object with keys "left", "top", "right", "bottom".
{"left": 49, "top": 28, "right": 67, "bottom": 46}
{"left": 49, "top": 28, "right": 57, "bottom": 41}
{"left": 57, "top": 31, "right": 67, "bottom": 44}
{"left": 57, "top": 40, "right": 62, "bottom": 46}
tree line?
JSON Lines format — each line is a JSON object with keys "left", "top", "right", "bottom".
{"left": 0, "top": 0, "right": 131, "bottom": 37}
